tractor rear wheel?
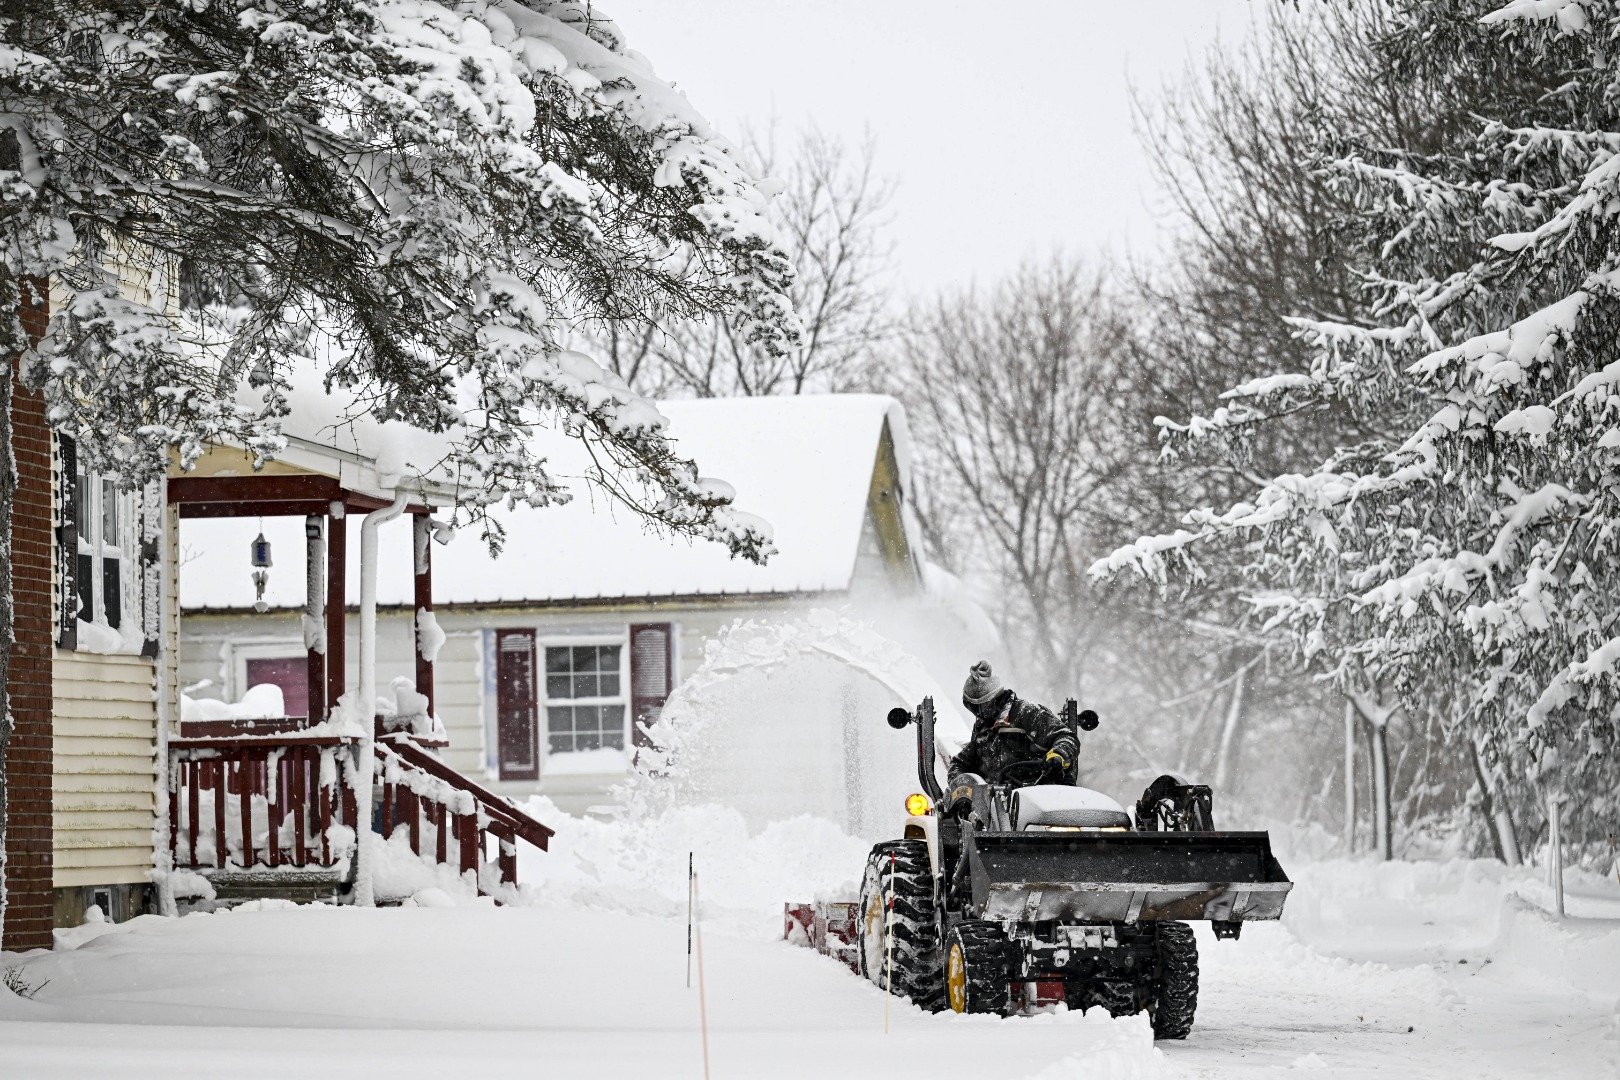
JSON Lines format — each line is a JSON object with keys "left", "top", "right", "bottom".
{"left": 944, "top": 921, "right": 1019, "bottom": 1015}
{"left": 857, "top": 840, "right": 944, "bottom": 1011}
{"left": 1150, "top": 921, "right": 1199, "bottom": 1039}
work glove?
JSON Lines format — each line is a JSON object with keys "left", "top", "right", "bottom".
{"left": 1044, "top": 748, "right": 1070, "bottom": 770}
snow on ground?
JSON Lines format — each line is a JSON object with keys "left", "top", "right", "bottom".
{"left": 0, "top": 899, "right": 1167, "bottom": 1080}
{"left": 1178, "top": 859, "right": 1620, "bottom": 1079}
{"left": 3, "top": 798, "right": 1618, "bottom": 1078}
{"left": 3, "top": 617, "right": 1616, "bottom": 1077}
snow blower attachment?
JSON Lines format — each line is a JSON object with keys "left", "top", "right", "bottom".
{"left": 789, "top": 695, "right": 1293, "bottom": 1039}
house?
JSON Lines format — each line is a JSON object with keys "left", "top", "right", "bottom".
{"left": 156, "top": 408, "right": 554, "bottom": 909}
{"left": 2, "top": 273, "right": 171, "bottom": 952}
{"left": 0, "top": 283, "right": 554, "bottom": 948}
{"left": 175, "top": 395, "right": 923, "bottom": 815}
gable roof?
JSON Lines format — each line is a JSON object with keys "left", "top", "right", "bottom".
{"left": 179, "top": 394, "right": 914, "bottom": 610}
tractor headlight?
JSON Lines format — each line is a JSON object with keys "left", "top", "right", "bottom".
{"left": 905, "top": 793, "right": 933, "bottom": 817}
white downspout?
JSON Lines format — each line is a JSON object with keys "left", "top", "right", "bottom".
{"left": 154, "top": 499, "right": 178, "bottom": 917}
{"left": 352, "top": 489, "right": 410, "bottom": 908}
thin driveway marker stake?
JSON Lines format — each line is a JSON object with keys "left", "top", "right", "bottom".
{"left": 694, "top": 869, "right": 712, "bottom": 1080}
{"left": 687, "top": 851, "right": 694, "bottom": 989}
{"left": 885, "top": 852, "right": 899, "bottom": 1030}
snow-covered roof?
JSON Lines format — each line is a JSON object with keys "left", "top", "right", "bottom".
{"left": 179, "top": 394, "right": 912, "bottom": 610}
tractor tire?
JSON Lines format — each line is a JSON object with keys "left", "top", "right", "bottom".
{"left": 1150, "top": 921, "right": 1199, "bottom": 1039}
{"left": 857, "top": 840, "right": 945, "bottom": 1011}
{"left": 1082, "top": 975, "right": 1141, "bottom": 1018}
{"left": 944, "top": 921, "right": 1019, "bottom": 1015}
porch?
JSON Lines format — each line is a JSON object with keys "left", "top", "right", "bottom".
{"left": 165, "top": 465, "right": 553, "bottom": 906}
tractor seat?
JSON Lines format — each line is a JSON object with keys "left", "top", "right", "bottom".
{"left": 1011, "top": 785, "right": 1133, "bottom": 830}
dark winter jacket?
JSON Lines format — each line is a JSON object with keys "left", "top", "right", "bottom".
{"left": 947, "top": 696, "right": 1079, "bottom": 790}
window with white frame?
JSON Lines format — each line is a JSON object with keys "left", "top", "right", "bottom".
{"left": 544, "top": 643, "right": 627, "bottom": 753}
{"left": 73, "top": 459, "right": 141, "bottom": 648}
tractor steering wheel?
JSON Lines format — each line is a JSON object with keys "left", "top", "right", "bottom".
{"left": 998, "top": 757, "right": 1058, "bottom": 787}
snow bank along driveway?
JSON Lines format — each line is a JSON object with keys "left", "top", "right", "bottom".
{"left": 2, "top": 857, "right": 1617, "bottom": 1079}
{"left": 0, "top": 903, "right": 1162, "bottom": 1080}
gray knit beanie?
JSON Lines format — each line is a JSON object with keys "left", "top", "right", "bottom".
{"left": 962, "top": 661, "right": 1004, "bottom": 706}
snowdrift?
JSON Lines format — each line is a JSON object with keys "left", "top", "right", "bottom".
{"left": 625, "top": 610, "right": 967, "bottom": 840}
{"left": 1283, "top": 857, "right": 1620, "bottom": 994}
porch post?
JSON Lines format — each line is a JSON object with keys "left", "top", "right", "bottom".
{"left": 305, "top": 514, "right": 326, "bottom": 723}
{"left": 355, "top": 490, "right": 410, "bottom": 908}
{"left": 325, "top": 503, "right": 347, "bottom": 718}
{"left": 413, "top": 513, "right": 435, "bottom": 716}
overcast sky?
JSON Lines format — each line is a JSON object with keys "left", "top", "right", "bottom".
{"left": 607, "top": 0, "right": 1262, "bottom": 298}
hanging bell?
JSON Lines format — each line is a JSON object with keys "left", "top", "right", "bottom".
{"left": 251, "top": 532, "right": 272, "bottom": 613}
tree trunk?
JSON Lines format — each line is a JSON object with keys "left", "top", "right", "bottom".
{"left": 1546, "top": 729, "right": 1565, "bottom": 916}
{"left": 1347, "top": 688, "right": 1396, "bottom": 861}
{"left": 1470, "top": 736, "right": 1520, "bottom": 866}
{"left": 1343, "top": 698, "right": 1357, "bottom": 855}
{"left": 1368, "top": 718, "right": 1392, "bottom": 861}
{"left": 1212, "top": 659, "right": 1248, "bottom": 792}
{"left": 1546, "top": 786, "right": 1565, "bottom": 916}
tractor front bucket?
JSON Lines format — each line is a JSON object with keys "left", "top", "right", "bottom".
{"left": 966, "top": 830, "right": 1293, "bottom": 924}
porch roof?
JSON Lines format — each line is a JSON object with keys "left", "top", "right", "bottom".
{"left": 179, "top": 394, "right": 912, "bottom": 610}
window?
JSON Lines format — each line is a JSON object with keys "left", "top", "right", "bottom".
{"left": 544, "top": 644, "right": 626, "bottom": 753}
{"left": 74, "top": 458, "right": 140, "bottom": 642}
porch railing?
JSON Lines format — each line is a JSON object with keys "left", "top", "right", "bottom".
{"left": 169, "top": 735, "right": 360, "bottom": 875}
{"left": 168, "top": 733, "right": 554, "bottom": 900}
{"left": 376, "top": 736, "right": 554, "bottom": 895}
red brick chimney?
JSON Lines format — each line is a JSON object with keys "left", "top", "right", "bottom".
{"left": 3, "top": 278, "right": 55, "bottom": 952}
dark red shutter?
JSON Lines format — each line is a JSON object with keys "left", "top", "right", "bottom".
{"left": 495, "top": 629, "right": 539, "bottom": 780}
{"left": 629, "top": 623, "right": 673, "bottom": 747}
{"left": 54, "top": 434, "right": 78, "bottom": 650}
{"left": 140, "top": 480, "right": 161, "bottom": 658}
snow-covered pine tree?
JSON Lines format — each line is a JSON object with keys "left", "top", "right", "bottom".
{"left": 0, "top": 0, "right": 797, "bottom": 940}
{"left": 1, "top": 0, "right": 797, "bottom": 551}
{"left": 1095, "top": 0, "right": 1620, "bottom": 857}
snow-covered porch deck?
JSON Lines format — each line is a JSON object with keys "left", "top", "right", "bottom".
{"left": 165, "top": 465, "right": 554, "bottom": 905}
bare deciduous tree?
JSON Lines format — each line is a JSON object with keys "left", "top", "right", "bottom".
{"left": 895, "top": 260, "right": 1132, "bottom": 696}
{"left": 594, "top": 123, "right": 895, "bottom": 397}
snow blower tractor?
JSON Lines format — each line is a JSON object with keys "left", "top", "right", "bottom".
{"left": 857, "top": 697, "right": 1292, "bottom": 1038}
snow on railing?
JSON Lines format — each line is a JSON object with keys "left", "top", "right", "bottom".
{"left": 169, "top": 734, "right": 361, "bottom": 875}
{"left": 168, "top": 730, "right": 554, "bottom": 903}
{"left": 374, "top": 738, "right": 554, "bottom": 899}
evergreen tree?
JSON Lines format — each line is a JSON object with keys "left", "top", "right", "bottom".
{"left": 1098, "top": 0, "right": 1620, "bottom": 856}
{"left": 1, "top": 0, "right": 797, "bottom": 553}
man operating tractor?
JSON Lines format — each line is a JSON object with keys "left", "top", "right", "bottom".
{"left": 947, "top": 661, "right": 1079, "bottom": 795}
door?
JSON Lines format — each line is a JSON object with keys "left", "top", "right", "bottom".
{"left": 244, "top": 656, "right": 310, "bottom": 720}
{"left": 496, "top": 629, "right": 539, "bottom": 780}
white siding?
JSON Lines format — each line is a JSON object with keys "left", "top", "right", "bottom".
{"left": 52, "top": 651, "right": 159, "bottom": 888}
{"left": 180, "top": 597, "right": 822, "bottom": 816}
{"left": 847, "top": 509, "right": 891, "bottom": 599}
{"left": 178, "top": 610, "right": 485, "bottom": 775}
